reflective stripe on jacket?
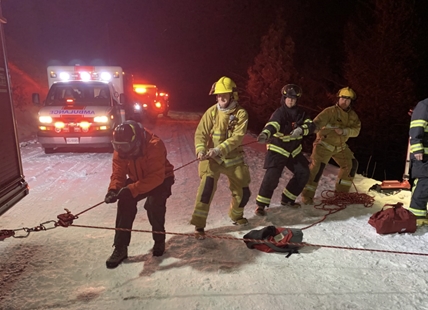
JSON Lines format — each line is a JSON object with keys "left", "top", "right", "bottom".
{"left": 195, "top": 103, "right": 248, "bottom": 167}
{"left": 410, "top": 99, "right": 428, "bottom": 155}
{"left": 313, "top": 104, "right": 361, "bottom": 148}
{"left": 108, "top": 128, "right": 174, "bottom": 197}
{"left": 261, "top": 105, "right": 316, "bottom": 159}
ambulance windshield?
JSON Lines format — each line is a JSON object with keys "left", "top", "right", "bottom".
{"left": 45, "top": 82, "right": 112, "bottom": 106}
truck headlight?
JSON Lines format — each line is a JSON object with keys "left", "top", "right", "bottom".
{"left": 39, "top": 116, "right": 53, "bottom": 123}
{"left": 94, "top": 116, "right": 109, "bottom": 123}
{"left": 134, "top": 103, "right": 141, "bottom": 111}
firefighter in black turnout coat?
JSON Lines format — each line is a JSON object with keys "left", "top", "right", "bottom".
{"left": 255, "top": 84, "right": 315, "bottom": 216}
{"left": 408, "top": 98, "right": 428, "bottom": 227}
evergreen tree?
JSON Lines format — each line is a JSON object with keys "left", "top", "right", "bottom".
{"left": 242, "top": 14, "right": 298, "bottom": 130}
{"left": 343, "top": 0, "right": 417, "bottom": 179}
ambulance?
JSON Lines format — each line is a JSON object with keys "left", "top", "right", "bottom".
{"left": 32, "top": 65, "right": 127, "bottom": 153}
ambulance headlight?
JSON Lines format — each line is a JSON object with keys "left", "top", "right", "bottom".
{"left": 39, "top": 116, "right": 53, "bottom": 123}
{"left": 94, "top": 116, "right": 109, "bottom": 123}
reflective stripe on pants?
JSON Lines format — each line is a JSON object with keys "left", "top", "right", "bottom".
{"left": 191, "top": 159, "right": 251, "bottom": 228}
{"left": 302, "top": 143, "right": 356, "bottom": 200}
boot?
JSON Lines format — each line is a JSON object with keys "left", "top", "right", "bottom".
{"left": 232, "top": 217, "right": 248, "bottom": 226}
{"left": 195, "top": 227, "right": 206, "bottom": 240}
{"left": 281, "top": 201, "right": 301, "bottom": 208}
{"left": 416, "top": 217, "right": 428, "bottom": 227}
{"left": 301, "top": 197, "right": 314, "bottom": 205}
{"left": 153, "top": 241, "right": 165, "bottom": 257}
{"left": 255, "top": 206, "right": 266, "bottom": 216}
{"left": 106, "top": 245, "right": 128, "bottom": 269}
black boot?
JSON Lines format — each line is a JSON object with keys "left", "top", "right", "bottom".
{"left": 106, "top": 246, "right": 128, "bottom": 269}
{"left": 153, "top": 241, "right": 165, "bottom": 257}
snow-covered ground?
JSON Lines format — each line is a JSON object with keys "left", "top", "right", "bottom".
{"left": 1, "top": 111, "right": 427, "bottom": 310}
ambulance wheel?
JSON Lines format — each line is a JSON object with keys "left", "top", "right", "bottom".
{"left": 44, "top": 147, "right": 54, "bottom": 154}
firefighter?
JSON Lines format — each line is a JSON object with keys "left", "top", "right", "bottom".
{"left": 104, "top": 120, "right": 174, "bottom": 268}
{"left": 255, "top": 84, "right": 316, "bottom": 216}
{"left": 190, "top": 76, "right": 251, "bottom": 239}
{"left": 408, "top": 98, "right": 428, "bottom": 226}
{"left": 301, "top": 87, "right": 361, "bottom": 204}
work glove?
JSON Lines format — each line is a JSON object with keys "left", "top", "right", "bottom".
{"left": 197, "top": 151, "right": 206, "bottom": 160}
{"left": 104, "top": 190, "right": 118, "bottom": 204}
{"left": 257, "top": 132, "right": 268, "bottom": 144}
{"left": 334, "top": 128, "right": 347, "bottom": 135}
{"left": 289, "top": 127, "right": 303, "bottom": 138}
{"left": 414, "top": 153, "right": 423, "bottom": 161}
{"left": 117, "top": 187, "right": 133, "bottom": 200}
{"left": 206, "top": 147, "right": 221, "bottom": 158}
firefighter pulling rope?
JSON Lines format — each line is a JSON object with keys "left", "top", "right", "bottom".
{"left": 3, "top": 217, "right": 428, "bottom": 257}
{"left": 0, "top": 139, "right": 420, "bottom": 260}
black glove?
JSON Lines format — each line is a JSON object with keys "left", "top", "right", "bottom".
{"left": 117, "top": 187, "right": 133, "bottom": 200}
{"left": 104, "top": 190, "right": 118, "bottom": 204}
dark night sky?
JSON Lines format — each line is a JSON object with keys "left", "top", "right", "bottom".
{"left": 4, "top": 0, "right": 428, "bottom": 181}
{"left": 2, "top": 0, "right": 286, "bottom": 111}
{"left": 2, "top": 0, "right": 428, "bottom": 112}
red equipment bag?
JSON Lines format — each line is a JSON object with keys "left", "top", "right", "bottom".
{"left": 243, "top": 226, "right": 303, "bottom": 257}
{"left": 368, "top": 202, "right": 416, "bottom": 234}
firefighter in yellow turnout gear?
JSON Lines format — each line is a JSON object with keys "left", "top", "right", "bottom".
{"left": 191, "top": 77, "right": 251, "bottom": 238}
{"left": 301, "top": 87, "right": 361, "bottom": 204}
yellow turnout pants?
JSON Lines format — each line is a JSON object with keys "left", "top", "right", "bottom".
{"left": 191, "top": 159, "right": 251, "bottom": 228}
{"left": 302, "top": 142, "right": 357, "bottom": 201}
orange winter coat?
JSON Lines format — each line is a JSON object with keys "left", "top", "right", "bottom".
{"left": 108, "top": 128, "right": 174, "bottom": 197}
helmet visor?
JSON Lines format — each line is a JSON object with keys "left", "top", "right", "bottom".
{"left": 112, "top": 140, "right": 134, "bottom": 155}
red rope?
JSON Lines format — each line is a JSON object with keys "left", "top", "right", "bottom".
{"left": 315, "top": 190, "right": 375, "bottom": 210}
{"left": 301, "top": 190, "right": 375, "bottom": 230}
{"left": 69, "top": 223, "right": 428, "bottom": 257}
{"left": 172, "top": 139, "right": 257, "bottom": 172}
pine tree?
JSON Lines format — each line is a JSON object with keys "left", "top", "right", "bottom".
{"left": 243, "top": 14, "right": 298, "bottom": 130}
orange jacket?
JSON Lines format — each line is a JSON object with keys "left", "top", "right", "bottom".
{"left": 108, "top": 128, "right": 174, "bottom": 197}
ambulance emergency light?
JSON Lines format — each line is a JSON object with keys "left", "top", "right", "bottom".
{"left": 50, "top": 67, "right": 120, "bottom": 82}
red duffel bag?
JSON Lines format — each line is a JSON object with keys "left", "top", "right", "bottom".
{"left": 368, "top": 202, "right": 416, "bottom": 234}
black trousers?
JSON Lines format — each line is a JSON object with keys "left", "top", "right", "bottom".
{"left": 257, "top": 152, "right": 309, "bottom": 207}
{"left": 114, "top": 176, "right": 174, "bottom": 246}
{"left": 410, "top": 160, "right": 428, "bottom": 214}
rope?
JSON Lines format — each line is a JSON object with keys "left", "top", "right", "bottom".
{"left": 69, "top": 223, "right": 428, "bottom": 257}
{"left": 315, "top": 190, "right": 375, "bottom": 210}
{"left": 172, "top": 139, "right": 257, "bottom": 172}
{"left": 301, "top": 190, "right": 375, "bottom": 230}
{"left": 173, "top": 159, "right": 198, "bottom": 172}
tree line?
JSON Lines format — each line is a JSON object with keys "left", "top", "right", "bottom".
{"left": 238, "top": 0, "right": 422, "bottom": 181}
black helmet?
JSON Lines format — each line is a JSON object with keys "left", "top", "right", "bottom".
{"left": 281, "top": 84, "right": 302, "bottom": 99}
{"left": 112, "top": 120, "right": 142, "bottom": 158}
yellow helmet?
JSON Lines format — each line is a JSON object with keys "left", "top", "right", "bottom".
{"left": 337, "top": 87, "right": 357, "bottom": 100}
{"left": 209, "top": 76, "right": 238, "bottom": 100}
